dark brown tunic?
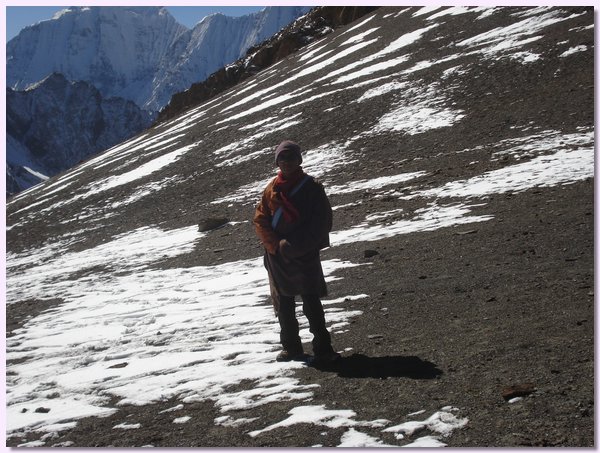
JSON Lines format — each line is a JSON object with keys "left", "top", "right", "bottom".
{"left": 253, "top": 175, "right": 332, "bottom": 312}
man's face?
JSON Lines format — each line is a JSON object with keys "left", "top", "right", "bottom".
{"left": 277, "top": 151, "right": 301, "bottom": 178}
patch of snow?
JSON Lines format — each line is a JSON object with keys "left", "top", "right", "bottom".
{"left": 382, "top": 406, "right": 468, "bottom": 444}
{"left": 338, "top": 428, "right": 396, "bottom": 447}
{"left": 342, "top": 27, "right": 380, "bottom": 45}
{"left": 113, "top": 423, "right": 141, "bottom": 430}
{"left": 331, "top": 203, "right": 493, "bottom": 246}
{"left": 559, "top": 45, "right": 587, "bottom": 57}
{"left": 511, "top": 51, "right": 541, "bottom": 63}
{"left": 413, "top": 6, "right": 444, "bottom": 17}
{"left": 355, "top": 81, "right": 408, "bottom": 102}
{"left": 88, "top": 144, "right": 195, "bottom": 194}
{"left": 173, "top": 416, "right": 191, "bottom": 424}
{"left": 414, "top": 145, "right": 593, "bottom": 200}
{"left": 338, "top": 14, "right": 376, "bottom": 36}
{"left": 373, "top": 100, "right": 464, "bottom": 136}
{"left": 215, "top": 415, "right": 259, "bottom": 427}
{"left": 158, "top": 404, "right": 184, "bottom": 414}
{"left": 22, "top": 167, "right": 49, "bottom": 181}
{"left": 332, "top": 55, "right": 410, "bottom": 84}
{"left": 247, "top": 405, "right": 389, "bottom": 437}
{"left": 6, "top": 251, "right": 362, "bottom": 435}
{"left": 327, "top": 172, "right": 426, "bottom": 195}
{"left": 457, "top": 10, "right": 586, "bottom": 60}
{"left": 425, "top": 6, "right": 487, "bottom": 20}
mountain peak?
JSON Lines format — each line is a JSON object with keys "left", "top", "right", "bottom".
{"left": 7, "top": 6, "right": 309, "bottom": 111}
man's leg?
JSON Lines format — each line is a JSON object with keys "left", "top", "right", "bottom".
{"left": 301, "top": 294, "right": 335, "bottom": 356}
{"left": 277, "top": 295, "right": 304, "bottom": 357}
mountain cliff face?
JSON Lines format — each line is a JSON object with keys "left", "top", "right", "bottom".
{"left": 6, "top": 73, "right": 152, "bottom": 195}
{"left": 7, "top": 6, "right": 310, "bottom": 112}
{"left": 6, "top": 6, "right": 593, "bottom": 448}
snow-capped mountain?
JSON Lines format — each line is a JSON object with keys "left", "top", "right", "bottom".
{"left": 7, "top": 6, "right": 311, "bottom": 112}
{"left": 6, "top": 73, "right": 153, "bottom": 196}
{"left": 6, "top": 6, "right": 593, "bottom": 448}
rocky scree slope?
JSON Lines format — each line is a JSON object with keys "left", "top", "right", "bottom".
{"left": 6, "top": 6, "right": 594, "bottom": 447}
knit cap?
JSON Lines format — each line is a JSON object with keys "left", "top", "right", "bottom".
{"left": 275, "top": 140, "right": 302, "bottom": 164}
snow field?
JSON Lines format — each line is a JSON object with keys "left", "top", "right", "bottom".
{"left": 6, "top": 223, "right": 366, "bottom": 437}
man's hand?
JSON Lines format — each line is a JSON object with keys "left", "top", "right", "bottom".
{"left": 278, "top": 239, "right": 292, "bottom": 262}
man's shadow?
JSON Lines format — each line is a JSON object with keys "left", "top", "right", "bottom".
{"left": 311, "top": 353, "right": 442, "bottom": 379}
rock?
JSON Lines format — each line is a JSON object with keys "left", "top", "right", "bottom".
{"left": 108, "top": 362, "right": 129, "bottom": 369}
{"left": 501, "top": 383, "right": 536, "bottom": 400}
{"left": 198, "top": 218, "right": 229, "bottom": 232}
{"left": 364, "top": 249, "right": 379, "bottom": 258}
{"left": 35, "top": 407, "right": 51, "bottom": 413}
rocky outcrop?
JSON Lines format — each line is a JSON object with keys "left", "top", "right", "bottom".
{"left": 156, "top": 6, "right": 379, "bottom": 124}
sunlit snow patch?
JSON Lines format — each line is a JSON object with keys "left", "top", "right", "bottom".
{"left": 6, "top": 227, "right": 363, "bottom": 437}
{"left": 414, "top": 139, "right": 593, "bottom": 200}
{"left": 559, "top": 45, "right": 588, "bottom": 57}
{"left": 338, "top": 429, "right": 397, "bottom": 447}
{"left": 327, "top": 172, "right": 426, "bottom": 195}
{"left": 332, "top": 203, "right": 493, "bottom": 245}
{"left": 373, "top": 101, "right": 464, "bottom": 136}
{"left": 7, "top": 225, "right": 202, "bottom": 303}
{"left": 382, "top": 406, "right": 468, "bottom": 445}
{"left": 248, "top": 405, "right": 467, "bottom": 447}
{"left": 87, "top": 143, "right": 195, "bottom": 195}
{"left": 456, "top": 9, "right": 587, "bottom": 60}
{"left": 247, "top": 405, "right": 388, "bottom": 437}
{"left": 368, "top": 83, "right": 465, "bottom": 136}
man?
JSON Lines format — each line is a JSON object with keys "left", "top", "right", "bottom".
{"left": 254, "top": 140, "right": 340, "bottom": 364}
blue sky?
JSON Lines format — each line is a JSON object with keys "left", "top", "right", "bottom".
{"left": 6, "top": 6, "right": 267, "bottom": 41}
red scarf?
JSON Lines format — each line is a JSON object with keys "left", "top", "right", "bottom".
{"left": 273, "top": 168, "right": 305, "bottom": 224}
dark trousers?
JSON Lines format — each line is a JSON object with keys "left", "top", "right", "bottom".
{"left": 277, "top": 294, "right": 334, "bottom": 356}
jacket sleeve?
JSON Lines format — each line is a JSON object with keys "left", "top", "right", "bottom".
{"left": 253, "top": 186, "right": 280, "bottom": 255}
{"left": 286, "top": 183, "right": 332, "bottom": 257}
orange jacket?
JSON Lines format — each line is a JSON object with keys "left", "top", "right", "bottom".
{"left": 253, "top": 175, "right": 332, "bottom": 256}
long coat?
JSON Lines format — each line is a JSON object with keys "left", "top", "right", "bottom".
{"left": 253, "top": 174, "right": 332, "bottom": 313}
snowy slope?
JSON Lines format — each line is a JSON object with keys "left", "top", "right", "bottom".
{"left": 7, "top": 6, "right": 310, "bottom": 112}
{"left": 5, "top": 6, "right": 594, "bottom": 447}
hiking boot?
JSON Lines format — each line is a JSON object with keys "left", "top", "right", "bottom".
{"left": 276, "top": 350, "right": 305, "bottom": 362}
